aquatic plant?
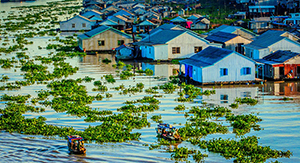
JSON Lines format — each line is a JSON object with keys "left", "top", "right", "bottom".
{"left": 104, "top": 74, "right": 116, "bottom": 83}
{"left": 0, "top": 75, "right": 9, "bottom": 82}
{"left": 174, "top": 104, "right": 186, "bottom": 111}
{"left": 145, "top": 88, "right": 159, "bottom": 94}
{"left": 105, "top": 93, "right": 112, "bottom": 98}
{"left": 150, "top": 115, "right": 162, "bottom": 123}
{"left": 118, "top": 104, "right": 159, "bottom": 113}
{"left": 282, "top": 97, "right": 293, "bottom": 101}
{"left": 124, "top": 96, "right": 160, "bottom": 104}
{"left": 1, "top": 94, "right": 31, "bottom": 103}
{"left": 226, "top": 113, "right": 262, "bottom": 135}
{"left": 120, "top": 70, "right": 135, "bottom": 80}
{"left": 102, "top": 58, "right": 111, "bottom": 64}
{"left": 83, "top": 76, "right": 95, "bottom": 82}
{"left": 189, "top": 136, "right": 292, "bottom": 162}
{"left": 93, "top": 85, "right": 108, "bottom": 92}
{"left": 235, "top": 97, "right": 258, "bottom": 105}
{"left": 229, "top": 103, "right": 239, "bottom": 108}
{"left": 159, "top": 83, "right": 178, "bottom": 94}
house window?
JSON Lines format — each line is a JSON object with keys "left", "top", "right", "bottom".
{"left": 72, "top": 24, "right": 75, "bottom": 28}
{"left": 194, "top": 46, "right": 202, "bottom": 53}
{"left": 172, "top": 47, "right": 180, "bottom": 54}
{"left": 98, "top": 40, "right": 105, "bottom": 46}
{"left": 220, "top": 68, "right": 228, "bottom": 76}
{"left": 220, "top": 94, "right": 228, "bottom": 103}
{"left": 118, "top": 40, "right": 124, "bottom": 46}
{"left": 241, "top": 67, "right": 251, "bottom": 75}
{"left": 241, "top": 92, "right": 251, "bottom": 97}
{"left": 82, "top": 23, "right": 86, "bottom": 27}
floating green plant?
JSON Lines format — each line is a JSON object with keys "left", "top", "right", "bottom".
{"left": 235, "top": 97, "right": 258, "bottom": 105}
{"left": 104, "top": 74, "right": 116, "bottom": 83}
{"left": 189, "top": 136, "right": 292, "bottom": 162}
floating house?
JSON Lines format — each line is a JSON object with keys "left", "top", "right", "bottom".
{"left": 205, "top": 31, "right": 252, "bottom": 54}
{"left": 60, "top": 15, "right": 96, "bottom": 32}
{"left": 244, "top": 30, "right": 300, "bottom": 59}
{"left": 179, "top": 46, "right": 256, "bottom": 84}
{"left": 78, "top": 25, "right": 137, "bottom": 52}
{"left": 135, "top": 29, "right": 210, "bottom": 60}
{"left": 255, "top": 50, "right": 300, "bottom": 80}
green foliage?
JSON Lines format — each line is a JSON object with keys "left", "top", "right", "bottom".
{"left": 174, "top": 104, "right": 186, "bottom": 111}
{"left": 1, "top": 94, "right": 31, "bottom": 103}
{"left": 118, "top": 104, "right": 159, "bottom": 113}
{"left": 104, "top": 74, "right": 116, "bottom": 83}
{"left": 120, "top": 70, "right": 135, "bottom": 80}
{"left": 189, "top": 136, "right": 292, "bottom": 162}
{"left": 226, "top": 113, "right": 262, "bottom": 135}
{"left": 145, "top": 68, "right": 153, "bottom": 76}
{"left": 159, "top": 83, "right": 178, "bottom": 94}
{"left": 102, "top": 58, "right": 111, "bottom": 64}
{"left": 150, "top": 115, "right": 162, "bottom": 123}
{"left": 235, "top": 97, "right": 258, "bottom": 105}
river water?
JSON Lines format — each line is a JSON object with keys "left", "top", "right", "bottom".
{"left": 0, "top": 0, "right": 300, "bottom": 162}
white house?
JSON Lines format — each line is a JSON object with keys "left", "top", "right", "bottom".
{"left": 244, "top": 30, "right": 300, "bottom": 59}
{"left": 134, "top": 29, "right": 211, "bottom": 60}
{"left": 201, "top": 87, "right": 258, "bottom": 106}
{"left": 60, "top": 15, "right": 96, "bottom": 32}
{"left": 179, "top": 46, "right": 256, "bottom": 83}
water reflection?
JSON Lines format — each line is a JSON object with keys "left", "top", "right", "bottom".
{"left": 79, "top": 53, "right": 117, "bottom": 74}
{"left": 264, "top": 81, "right": 300, "bottom": 96}
{"left": 201, "top": 86, "right": 259, "bottom": 106}
{"left": 142, "top": 62, "right": 185, "bottom": 78}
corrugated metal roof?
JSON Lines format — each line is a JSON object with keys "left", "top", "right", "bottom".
{"left": 263, "top": 50, "right": 300, "bottom": 62}
{"left": 205, "top": 31, "right": 238, "bottom": 43}
{"left": 84, "top": 25, "right": 110, "bottom": 37}
{"left": 187, "top": 14, "right": 201, "bottom": 20}
{"left": 136, "top": 30, "right": 185, "bottom": 45}
{"left": 81, "top": 10, "right": 103, "bottom": 17}
{"left": 254, "top": 59, "right": 279, "bottom": 65}
{"left": 180, "top": 58, "right": 211, "bottom": 67}
{"left": 244, "top": 30, "right": 286, "bottom": 49}
{"left": 209, "top": 25, "right": 257, "bottom": 37}
{"left": 189, "top": 46, "right": 233, "bottom": 65}
{"left": 170, "top": 16, "right": 187, "bottom": 23}
{"left": 148, "top": 24, "right": 205, "bottom": 42}
{"left": 99, "top": 19, "right": 119, "bottom": 25}
{"left": 149, "top": 24, "right": 177, "bottom": 34}
{"left": 78, "top": 25, "right": 134, "bottom": 39}
{"left": 113, "top": 9, "right": 135, "bottom": 16}
{"left": 139, "top": 19, "right": 156, "bottom": 26}
{"left": 61, "top": 15, "right": 94, "bottom": 23}
{"left": 179, "top": 46, "right": 236, "bottom": 68}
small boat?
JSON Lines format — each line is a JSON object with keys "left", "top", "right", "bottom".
{"left": 67, "top": 135, "right": 86, "bottom": 154}
{"left": 155, "top": 123, "right": 181, "bottom": 141}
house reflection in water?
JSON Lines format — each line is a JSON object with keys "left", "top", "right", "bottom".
{"left": 80, "top": 53, "right": 117, "bottom": 73}
{"left": 142, "top": 63, "right": 185, "bottom": 78}
{"left": 201, "top": 87, "right": 258, "bottom": 106}
{"left": 264, "top": 82, "right": 300, "bottom": 96}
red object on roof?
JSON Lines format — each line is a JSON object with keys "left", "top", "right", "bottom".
{"left": 186, "top": 21, "right": 193, "bottom": 29}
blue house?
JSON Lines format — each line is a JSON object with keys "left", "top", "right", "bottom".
{"left": 179, "top": 46, "right": 256, "bottom": 83}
